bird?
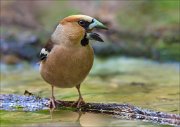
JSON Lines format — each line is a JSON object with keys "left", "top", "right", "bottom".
{"left": 39, "top": 15, "right": 108, "bottom": 109}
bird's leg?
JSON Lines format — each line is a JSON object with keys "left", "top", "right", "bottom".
{"left": 72, "top": 84, "right": 85, "bottom": 108}
{"left": 49, "top": 86, "right": 56, "bottom": 109}
{"left": 49, "top": 86, "right": 61, "bottom": 109}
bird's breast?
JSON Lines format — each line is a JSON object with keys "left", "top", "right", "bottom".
{"left": 40, "top": 45, "right": 94, "bottom": 88}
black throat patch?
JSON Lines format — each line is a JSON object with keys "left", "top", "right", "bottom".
{"left": 81, "top": 34, "right": 89, "bottom": 46}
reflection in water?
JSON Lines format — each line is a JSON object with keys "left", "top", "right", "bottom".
{"left": 75, "top": 111, "right": 83, "bottom": 122}
{"left": 0, "top": 109, "right": 165, "bottom": 127}
{"left": 50, "top": 110, "right": 83, "bottom": 127}
{"left": 45, "top": 110, "right": 157, "bottom": 127}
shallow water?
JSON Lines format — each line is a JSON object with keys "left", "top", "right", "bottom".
{"left": 0, "top": 56, "right": 179, "bottom": 126}
{"left": 0, "top": 110, "right": 163, "bottom": 127}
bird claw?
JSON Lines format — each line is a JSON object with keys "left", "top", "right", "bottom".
{"left": 72, "top": 97, "right": 85, "bottom": 108}
{"left": 49, "top": 97, "right": 61, "bottom": 109}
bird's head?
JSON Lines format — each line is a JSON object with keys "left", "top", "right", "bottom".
{"left": 51, "top": 15, "right": 108, "bottom": 46}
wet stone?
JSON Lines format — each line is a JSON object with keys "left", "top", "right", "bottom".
{"left": 0, "top": 94, "right": 49, "bottom": 111}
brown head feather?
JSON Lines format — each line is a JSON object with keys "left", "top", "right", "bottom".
{"left": 51, "top": 15, "right": 94, "bottom": 46}
{"left": 60, "top": 15, "right": 93, "bottom": 24}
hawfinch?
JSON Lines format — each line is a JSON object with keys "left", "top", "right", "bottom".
{"left": 39, "top": 15, "right": 108, "bottom": 108}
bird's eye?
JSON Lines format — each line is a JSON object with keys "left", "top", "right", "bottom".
{"left": 78, "top": 20, "right": 85, "bottom": 26}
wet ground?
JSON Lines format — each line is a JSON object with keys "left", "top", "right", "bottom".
{"left": 0, "top": 56, "right": 179, "bottom": 126}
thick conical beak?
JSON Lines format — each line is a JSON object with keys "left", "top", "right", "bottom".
{"left": 88, "top": 19, "right": 108, "bottom": 30}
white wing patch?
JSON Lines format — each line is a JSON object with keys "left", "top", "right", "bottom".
{"left": 41, "top": 48, "right": 49, "bottom": 55}
{"left": 40, "top": 48, "right": 49, "bottom": 60}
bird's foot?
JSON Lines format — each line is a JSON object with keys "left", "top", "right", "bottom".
{"left": 72, "top": 97, "right": 85, "bottom": 108}
{"left": 49, "top": 97, "right": 61, "bottom": 109}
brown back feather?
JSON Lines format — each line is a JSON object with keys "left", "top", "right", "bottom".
{"left": 44, "top": 39, "right": 54, "bottom": 52}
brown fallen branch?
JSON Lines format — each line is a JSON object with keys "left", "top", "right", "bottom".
{"left": 56, "top": 100, "right": 180, "bottom": 126}
{"left": 0, "top": 94, "right": 179, "bottom": 126}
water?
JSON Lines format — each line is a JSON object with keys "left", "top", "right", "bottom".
{"left": 0, "top": 56, "right": 179, "bottom": 126}
{"left": 0, "top": 110, "right": 166, "bottom": 127}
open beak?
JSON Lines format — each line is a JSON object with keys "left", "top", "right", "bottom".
{"left": 87, "top": 33, "right": 104, "bottom": 42}
{"left": 87, "top": 19, "right": 108, "bottom": 42}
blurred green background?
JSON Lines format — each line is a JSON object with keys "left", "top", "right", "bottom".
{"left": 0, "top": 0, "right": 179, "bottom": 126}
{"left": 1, "top": 0, "right": 179, "bottom": 63}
